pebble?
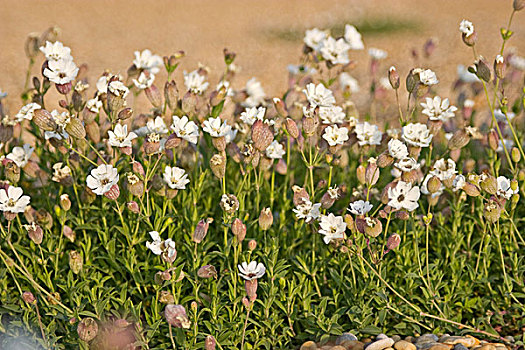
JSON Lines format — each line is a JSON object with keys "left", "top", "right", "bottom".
{"left": 300, "top": 341, "right": 317, "bottom": 350}
{"left": 392, "top": 336, "right": 401, "bottom": 342}
{"left": 417, "top": 343, "right": 440, "bottom": 350}
{"left": 442, "top": 336, "right": 478, "bottom": 348}
{"left": 417, "top": 335, "right": 439, "bottom": 344}
{"left": 454, "top": 345, "right": 468, "bottom": 350}
{"left": 341, "top": 340, "right": 364, "bottom": 350}
{"left": 365, "top": 338, "right": 395, "bottom": 350}
{"left": 477, "top": 346, "right": 495, "bottom": 350}
{"left": 337, "top": 333, "right": 358, "bottom": 344}
{"left": 429, "top": 344, "right": 451, "bottom": 350}
{"left": 377, "top": 334, "right": 389, "bottom": 340}
{"left": 394, "top": 340, "right": 417, "bottom": 350}
{"left": 332, "top": 347, "right": 347, "bottom": 350}
{"left": 405, "top": 337, "right": 415, "bottom": 343}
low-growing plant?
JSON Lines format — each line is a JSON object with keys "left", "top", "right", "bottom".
{"left": 0, "top": 1, "right": 524, "bottom": 349}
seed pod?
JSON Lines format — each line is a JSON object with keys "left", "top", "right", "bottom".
{"left": 197, "top": 264, "right": 217, "bottom": 279}
{"left": 427, "top": 176, "right": 441, "bottom": 194}
{"left": 252, "top": 120, "right": 274, "bottom": 151}
{"left": 231, "top": 218, "right": 246, "bottom": 242}
{"left": 22, "top": 291, "right": 36, "bottom": 304}
{"left": 494, "top": 55, "right": 506, "bottom": 79}
{"left": 33, "top": 109, "right": 57, "bottom": 131}
{"left": 144, "top": 84, "right": 162, "bottom": 108}
{"left": 386, "top": 233, "right": 401, "bottom": 250}
{"left": 388, "top": 66, "right": 400, "bottom": 89}
{"left": 77, "top": 317, "right": 99, "bottom": 342}
{"left": 285, "top": 118, "right": 299, "bottom": 138}
{"left": 65, "top": 118, "right": 86, "bottom": 139}
{"left": 210, "top": 154, "right": 226, "bottom": 179}
{"left": 480, "top": 175, "right": 497, "bottom": 195}
{"left": 448, "top": 129, "right": 470, "bottom": 150}
{"left": 474, "top": 57, "right": 491, "bottom": 82}
{"left": 192, "top": 218, "right": 212, "bottom": 243}
{"left": 69, "top": 250, "right": 83, "bottom": 274}
{"left": 463, "top": 182, "right": 480, "bottom": 197}
{"left": 488, "top": 129, "right": 499, "bottom": 151}
{"left": 164, "top": 304, "right": 191, "bottom": 329}
{"left": 205, "top": 335, "right": 217, "bottom": 350}
{"left": 27, "top": 224, "right": 43, "bottom": 244}
{"left": 258, "top": 208, "right": 273, "bottom": 230}
{"left": 118, "top": 108, "right": 133, "bottom": 121}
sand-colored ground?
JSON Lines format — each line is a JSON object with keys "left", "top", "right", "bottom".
{"left": 0, "top": 0, "right": 523, "bottom": 112}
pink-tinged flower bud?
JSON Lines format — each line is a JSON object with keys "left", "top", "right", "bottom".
{"left": 463, "top": 182, "right": 480, "bottom": 197}
{"left": 205, "top": 335, "right": 217, "bottom": 350}
{"left": 258, "top": 208, "right": 273, "bottom": 230}
{"left": 386, "top": 233, "right": 401, "bottom": 250}
{"left": 488, "top": 129, "right": 499, "bottom": 151}
{"left": 275, "top": 159, "right": 287, "bottom": 175}
{"left": 104, "top": 184, "right": 120, "bottom": 200}
{"left": 462, "top": 31, "right": 477, "bottom": 47}
{"left": 193, "top": 218, "right": 213, "bottom": 243}
{"left": 63, "top": 225, "right": 76, "bottom": 242}
{"left": 231, "top": 218, "right": 246, "bottom": 243}
{"left": 165, "top": 81, "right": 179, "bottom": 110}
{"left": 388, "top": 66, "right": 400, "bottom": 89}
{"left": 197, "top": 264, "right": 217, "bottom": 279}
{"left": 210, "top": 154, "right": 226, "bottom": 179}
{"left": 427, "top": 176, "right": 442, "bottom": 194}
{"left": 252, "top": 120, "right": 274, "bottom": 152}
{"left": 395, "top": 210, "right": 409, "bottom": 220}
{"left": 27, "top": 224, "right": 43, "bottom": 244}
{"left": 77, "top": 317, "right": 99, "bottom": 342}
{"left": 356, "top": 164, "right": 366, "bottom": 184}
{"left": 132, "top": 161, "right": 145, "bottom": 177}
{"left": 285, "top": 118, "right": 299, "bottom": 139}
{"left": 494, "top": 55, "right": 506, "bottom": 79}
{"left": 365, "top": 161, "right": 379, "bottom": 186}
{"left": 244, "top": 279, "right": 258, "bottom": 301}
{"left": 321, "top": 192, "right": 335, "bottom": 209}
{"left": 60, "top": 194, "right": 71, "bottom": 211}
{"left": 145, "top": 84, "right": 162, "bottom": 108}
{"left": 69, "top": 250, "right": 83, "bottom": 274}
{"left": 248, "top": 239, "right": 257, "bottom": 251}
{"left": 242, "top": 297, "right": 251, "bottom": 309}
{"left": 56, "top": 82, "right": 72, "bottom": 95}
{"left": 164, "top": 304, "right": 191, "bottom": 329}
{"left": 33, "top": 109, "right": 57, "bottom": 131}
{"left": 22, "top": 291, "right": 36, "bottom": 304}
{"left": 448, "top": 129, "right": 470, "bottom": 150}
{"left": 127, "top": 201, "right": 140, "bottom": 214}
{"left": 514, "top": 0, "right": 525, "bottom": 11}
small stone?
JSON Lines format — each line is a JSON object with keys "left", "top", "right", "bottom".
{"left": 429, "top": 345, "right": 451, "bottom": 350}
{"left": 405, "top": 337, "right": 415, "bottom": 343}
{"left": 439, "top": 335, "right": 451, "bottom": 343}
{"left": 320, "top": 346, "right": 332, "bottom": 350}
{"left": 363, "top": 339, "right": 373, "bottom": 344}
{"left": 337, "top": 333, "right": 358, "bottom": 344}
{"left": 300, "top": 341, "right": 317, "bottom": 350}
{"left": 395, "top": 340, "right": 417, "bottom": 350}
{"left": 377, "top": 334, "right": 389, "bottom": 340}
{"left": 392, "top": 336, "right": 401, "bottom": 342}
{"left": 365, "top": 338, "right": 395, "bottom": 350}
{"left": 333, "top": 347, "right": 347, "bottom": 350}
{"left": 342, "top": 340, "right": 364, "bottom": 350}
{"left": 417, "top": 343, "right": 439, "bottom": 350}
{"left": 454, "top": 345, "right": 468, "bottom": 350}
{"left": 477, "top": 346, "right": 495, "bottom": 350}
{"left": 443, "top": 336, "right": 478, "bottom": 348}
{"left": 417, "top": 335, "right": 439, "bottom": 344}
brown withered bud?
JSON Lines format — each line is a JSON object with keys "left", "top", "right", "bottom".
{"left": 26, "top": 223, "right": 43, "bottom": 244}
{"left": 395, "top": 210, "right": 410, "bottom": 220}
{"left": 285, "top": 118, "right": 299, "bottom": 139}
{"left": 197, "top": 265, "right": 217, "bottom": 279}
{"left": 181, "top": 91, "right": 198, "bottom": 115}
{"left": 210, "top": 154, "right": 226, "bottom": 179}
{"left": 65, "top": 118, "right": 86, "bottom": 139}
{"left": 226, "top": 142, "right": 242, "bottom": 163}
{"left": 77, "top": 317, "right": 99, "bottom": 342}
{"left": 33, "top": 109, "right": 57, "bottom": 131}
{"left": 245, "top": 280, "right": 258, "bottom": 302}
{"left": 488, "top": 129, "right": 499, "bottom": 151}
{"left": 22, "top": 291, "right": 36, "bottom": 304}
{"left": 376, "top": 152, "right": 394, "bottom": 168}
{"left": 514, "top": 0, "right": 525, "bottom": 10}
{"left": 69, "top": 250, "right": 83, "bottom": 274}
{"left": 258, "top": 208, "right": 273, "bottom": 230}
{"left": 388, "top": 66, "right": 400, "bottom": 89}
{"left": 192, "top": 218, "right": 213, "bottom": 243}
{"left": 463, "top": 182, "right": 480, "bottom": 197}
{"left": 165, "top": 81, "right": 179, "bottom": 110}
{"left": 473, "top": 57, "right": 491, "bottom": 82}
{"left": 205, "top": 335, "right": 217, "bottom": 350}
{"left": 118, "top": 108, "right": 133, "bottom": 121}
{"left": 252, "top": 120, "right": 274, "bottom": 151}
{"left": 72, "top": 91, "right": 83, "bottom": 112}
{"left": 165, "top": 133, "right": 182, "bottom": 150}
{"left": 0, "top": 124, "right": 14, "bottom": 143}
{"left": 231, "top": 218, "right": 246, "bottom": 242}
{"left": 363, "top": 217, "right": 382, "bottom": 238}
{"left": 5, "top": 161, "right": 20, "bottom": 184}
{"left": 56, "top": 82, "right": 72, "bottom": 95}
{"left": 145, "top": 84, "right": 162, "bottom": 108}
{"left": 159, "top": 291, "right": 175, "bottom": 304}
{"left": 405, "top": 69, "right": 419, "bottom": 94}
{"left": 462, "top": 31, "right": 477, "bottom": 47}
{"left": 211, "top": 136, "right": 226, "bottom": 152}
{"left": 484, "top": 199, "right": 502, "bottom": 223}
{"left": 448, "top": 129, "right": 470, "bottom": 150}
{"left": 36, "top": 209, "right": 53, "bottom": 230}
{"left": 292, "top": 185, "right": 310, "bottom": 206}
{"left": 63, "top": 225, "right": 76, "bottom": 242}
{"left": 494, "top": 55, "right": 506, "bottom": 79}
{"left": 164, "top": 304, "right": 191, "bottom": 329}
{"left": 386, "top": 233, "right": 401, "bottom": 250}
{"left": 320, "top": 192, "right": 335, "bottom": 209}
{"left": 427, "top": 176, "right": 441, "bottom": 194}
{"left": 81, "top": 187, "right": 96, "bottom": 204}
{"left": 302, "top": 116, "right": 317, "bottom": 137}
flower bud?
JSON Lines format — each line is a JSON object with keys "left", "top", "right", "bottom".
{"left": 480, "top": 175, "right": 497, "bottom": 195}
{"left": 118, "top": 108, "right": 133, "bottom": 121}
{"left": 376, "top": 152, "right": 394, "bottom": 168}
{"left": 356, "top": 164, "right": 366, "bottom": 184}
{"left": 363, "top": 217, "right": 382, "bottom": 238}
{"left": 69, "top": 250, "right": 83, "bottom": 274}
{"left": 197, "top": 264, "right": 217, "bottom": 279}
{"left": 302, "top": 116, "right": 317, "bottom": 136}
{"left": 285, "top": 118, "right": 299, "bottom": 138}
{"left": 292, "top": 186, "right": 309, "bottom": 206}
{"left": 182, "top": 92, "right": 197, "bottom": 115}
{"left": 22, "top": 291, "right": 36, "bottom": 304}
{"left": 511, "top": 179, "right": 518, "bottom": 191}
{"left": 85, "top": 122, "right": 101, "bottom": 143}
{"left": 386, "top": 233, "right": 401, "bottom": 250}
{"left": 210, "top": 154, "right": 226, "bottom": 179}
{"left": 103, "top": 184, "right": 120, "bottom": 200}
{"left": 159, "top": 291, "right": 175, "bottom": 304}
{"left": 488, "top": 129, "right": 499, "bottom": 151}
{"left": 193, "top": 218, "right": 213, "bottom": 243}
{"left": 63, "top": 225, "right": 75, "bottom": 242}
{"left": 405, "top": 69, "right": 418, "bottom": 93}
{"left": 165, "top": 81, "right": 179, "bottom": 110}
{"left": 484, "top": 199, "right": 502, "bottom": 223}
{"left": 344, "top": 214, "right": 355, "bottom": 231}
{"left": 463, "top": 182, "right": 480, "bottom": 197}
{"left": 462, "top": 31, "right": 477, "bottom": 47}
{"left": 275, "top": 159, "right": 287, "bottom": 175}
{"left": 365, "top": 161, "right": 379, "bottom": 186}
{"left": 126, "top": 201, "right": 140, "bottom": 213}
{"left": 33, "top": 109, "right": 57, "bottom": 131}
{"left": 248, "top": 239, "right": 257, "bottom": 251}
{"left": 211, "top": 136, "right": 226, "bottom": 152}
{"left": 244, "top": 279, "right": 258, "bottom": 301}
{"left": 65, "top": 118, "right": 86, "bottom": 139}
{"left": 514, "top": 0, "right": 525, "bottom": 11}
{"left": 474, "top": 57, "right": 491, "bottom": 82}
{"left": 205, "top": 335, "right": 217, "bottom": 350}
{"left": 494, "top": 55, "right": 506, "bottom": 79}
{"left": 56, "top": 82, "right": 72, "bottom": 95}
{"left": 132, "top": 161, "right": 145, "bottom": 177}
{"left": 231, "top": 218, "right": 246, "bottom": 243}
{"left": 27, "top": 224, "right": 43, "bottom": 244}
{"left": 448, "top": 129, "right": 470, "bottom": 150}
{"left": 396, "top": 210, "right": 409, "bottom": 220}
{"left": 164, "top": 304, "right": 191, "bottom": 329}
{"left": 36, "top": 209, "right": 53, "bottom": 230}
{"left": 5, "top": 161, "right": 20, "bottom": 184}
{"left": 252, "top": 120, "right": 274, "bottom": 152}
{"left": 511, "top": 147, "right": 521, "bottom": 163}
{"left": 145, "top": 84, "right": 162, "bottom": 108}
{"left": 258, "top": 208, "right": 273, "bottom": 230}
{"left": 388, "top": 66, "right": 400, "bottom": 89}
{"left": 242, "top": 297, "right": 251, "bottom": 309}
{"left": 273, "top": 98, "right": 287, "bottom": 118}
{"left": 77, "top": 317, "right": 99, "bottom": 342}
{"left": 60, "top": 194, "right": 71, "bottom": 211}
{"left": 427, "top": 176, "right": 442, "bottom": 194}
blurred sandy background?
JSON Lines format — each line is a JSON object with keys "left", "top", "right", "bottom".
{"left": 0, "top": 0, "right": 523, "bottom": 111}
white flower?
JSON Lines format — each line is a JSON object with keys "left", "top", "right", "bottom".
{"left": 368, "top": 48, "right": 387, "bottom": 60}
{"left": 43, "top": 58, "right": 79, "bottom": 85}
{"left": 509, "top": 55, "right": 525, "bottom": 71}
{"left": 394, "top": 157, "right": 420, "bottom": 172}
{"left": 459, "top": 20, "right": 474, "bottom": 37}
{"left": 108, "top": 81, "right": 130, "bottom": 99}
{"left": 44, "top": 110, "right": 70, "bottom": 140}
{"left": 293, "top": 199, "right": 322, "bottom": 223}
{"left": 265, "top": 140, "right": 285, "bottom": 159}
{"left": 304, "top": 28, "right": 328, "bottom": 51}
{"left": 323, "top": 125, "right": 349, "bottom": 146}
{"left": 240, "top": 107, "right": 271, "bottom": 126}
{"left": 52, "top": 162, "right": 71, "bottom": 182}
{"left": 339, "top": 72, "right": 360, "bottom": 93}
{"left": 319, "top": 213, "right": 346, "bottom": 244}
{"left": 344, "top": 25, "right": 364, "bottom": 50}
{"left": 86, "top": 164, "right": 119, "bottom": 196}
{"left": 15, "top": 103, "right": 41, "bottom": 122}
{"left": 303, "top": 83, "right": 335, "bottom": 108}
{"left": 238, "top": 261, "right": 266, "bottom": 280}
{"left": 355, "top": 122, "right": 382, "bottom": 146}
{"left": 183, "top": 69, "right": 209, "bottom": 94}
{"left": 96, "top": 75, "right": 111, "bottom": 94}
{"left": 430, "top": 158, "right": 457, "bottom": 181}
{"left": 388, "top": 139, "right": 408, "bottom": 159}
{"left": 421, "top": 96, "right": 457, "bottom": 122}
{"left": 497, "top": 176, "right": 518, "bottom": 200}
{"left": 86, "top": 98, "right": 103, "bottom": 114}
{"left": 224, "top": 127, "right": 238, "bottom": 144}
{"left": 6, "top": 144, "right": 34, "bottom": 168}
{"left": 171, "top": 115, "right": 199, "bottom": 144}
{"left": 319, "top": 105, "right": 346, "bottom": 124}
{"left": 133, "top": 49, "right": 163, "bottom": 74}
{"left": 39, "top": 41, "right": 72, "bottom": 61}
{"left": 388, "top": 181, "right": 420, "bottom": 211}
{"left": 202, "top": 117, "right": 232, "bottom": 137}
{"left": 452, "top": 174, "right": 466, "bottom": 192}
{"left": 163, "top": 166, "right": 190, "bottom": 190}
{"left": 216, "top": 80, "right": 234, "bottom": 97}
{"left": 136, "top": 116, "right": 169, "bottom": 136}
{"left": 348, "top": 200, "right": 373, "bottom": 216}
{"left": 320, "top": 36, "right": 350, "bottom": 65}
{"left": 418, "top": 69, "right": 439, "bottom": 86}
{"left": 0, "top": 186, "right": 31, "bottom": 214}
{"left": 146, "top": 231, "right": 163, "bottom": 255}
{"left": 457, "top": 65, "right": 480, "bottom": 83}
{"left": 75, "top": 81, "right": 89, "bottom": 92}
{"left": 243, "top": 78, "right": 266, "bottom": 107}
{"left": 402, "top": 123, "right": 433, "bottom": 148}
{"left": 108, "top": 123, "right": 137, "bottom": 148}
{"left": 132, "top": 71, "right": 155, "bottom": 90}
{"left": 287, "top": 64, "right": 317, "bottom": 75}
